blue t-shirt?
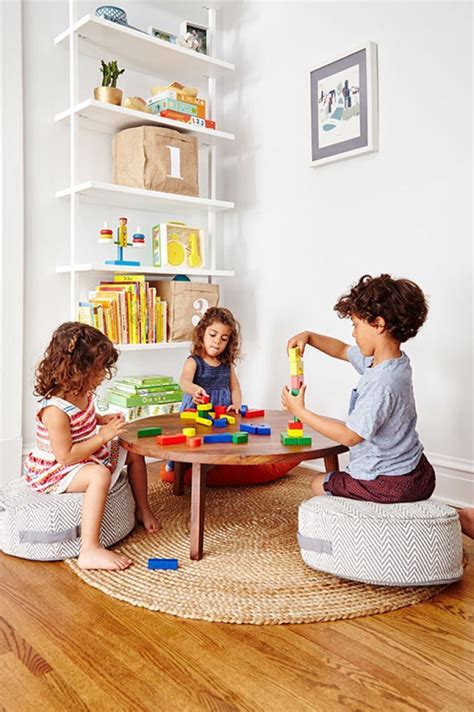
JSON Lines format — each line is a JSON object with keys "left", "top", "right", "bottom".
{"left": 345, "top": 346, "right": 423, "bottom": 480}
{"left": 180, "top": 355, "right": 232, "bottom": 411}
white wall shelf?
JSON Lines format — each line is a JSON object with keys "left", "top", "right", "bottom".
{"left": 117, "top": 342, "right": 191, "bottom": 352}
{"left": 56, "top": 264, "right": 235, "bottom": 278}
{"left": 55, "top": 100, "right": 235, "bottom": 144}
{"left": 55, "top": 14, "right": 235, "bottom": 82}
{"left": 56, "top": 181, "right": 234, "bottom": 213}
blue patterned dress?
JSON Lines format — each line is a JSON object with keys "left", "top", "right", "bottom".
{"left": 180, "top": 355, "right": 232, "bottom": 410}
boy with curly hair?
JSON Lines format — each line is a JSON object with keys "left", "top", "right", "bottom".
{"left": 282, "top": 274, "right": 436, "bottom": 503}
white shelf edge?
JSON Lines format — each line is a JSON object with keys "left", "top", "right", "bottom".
{"left": 54, "top": 14, "right": 235, "bottom": 73}
{"left": 116, "top": 342, "right": 191, "bottom": 351}
{"left": 56, "top": 264, "right": 235, "bottom": 278}
{"left": 55, "top": 181, "right": 235, "bottom": 212}
{"left": 55, "top": 100, "right": 235, "bottom": 143}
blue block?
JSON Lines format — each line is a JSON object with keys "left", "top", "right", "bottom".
{"left": 240, "top": 423, "right": 258, "bottom": 434}
{"left": 256, "top": 425, "right": 272, "bottom": 435}
{"left": 203, "top": 433, "right": 233, "bottom": 444}
{"left": 213, "top": 418, "right": 228, "bottom": 428}
{"left": 240, "top": 404, "right": 248, "bottom": 416}
{"left": 147, "top": 558, "right": 179, "bottom": 570}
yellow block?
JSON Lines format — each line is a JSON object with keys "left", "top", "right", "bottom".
{"left": 224, "top": 414, "right": 235, "bottom": 425}
{"left": 290, "top": 361, "right": 304, "bottom": 376}
{"left": 209, "top": 412, "right": 215, "bottom": 419}
{"left": 288, "top": 347, "right": 301, "bottom": 362}
{"left": 197, "top": 403, "right": 212, "bottom": 411}
{"left": 180, "top": 411, "right": 197, "bottom": 420}
{"left": 196, "top": 416, "right": 213, "bottom": 427}
{"left": 183, "top": 427, "right": 196, "bottom": 437}
{"left": 288, "top": 429, "right": 303, "bottom": 438}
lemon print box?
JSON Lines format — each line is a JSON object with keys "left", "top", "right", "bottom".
{"left": 152, "top": 222, "right": 204, "bottom": 269}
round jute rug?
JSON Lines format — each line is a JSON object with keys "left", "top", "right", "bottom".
{"left": 65, "top": 469, "right": 450, "bottom": 624}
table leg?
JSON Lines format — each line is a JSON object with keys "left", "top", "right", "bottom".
{"left": 324, "top": 454, "right": 340, "bottom": 472}
{"left": 173, "top": 462, "right": 186, "bottom": 496}
{"left": 190, "top": 463, "right": 208, "bottom": 561}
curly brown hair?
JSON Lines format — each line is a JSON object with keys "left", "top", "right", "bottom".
{"left": 334, "top": 274, "right": 429, "bottom": 343}
{"left": 34, "top": 322, "right": 118, "bottom": 398}
{"left": 191, "top": 307, "right": 241, "bottom": 365}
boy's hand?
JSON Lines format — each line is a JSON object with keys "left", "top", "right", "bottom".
{"left": 99, "top": 416, "right": 128, "bottom": 443}
{"left": 281, "top": 384, "right": 307, "bottom": 417}
{"left": 287, "top": 331, "right": 310, "bottom": 356}
{"left": 192, "top": 387, "right": 209, "bottom": 405}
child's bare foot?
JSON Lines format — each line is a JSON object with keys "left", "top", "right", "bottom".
{"left": 459, "top": 508, "right": 474, "bottom": 539}
{"left": 136, "top": 507, "right": 161, "bottom": 533}
{"left": 78, "top": 546, "right": 133, "bottom": 570}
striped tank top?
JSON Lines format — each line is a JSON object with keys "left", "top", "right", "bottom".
{"left": 24, "top": 395, "right": 120, "bottom": 493}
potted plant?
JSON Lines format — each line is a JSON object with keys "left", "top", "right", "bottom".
{"left": 93, "top": 60, "right": 125, "bottom": 105}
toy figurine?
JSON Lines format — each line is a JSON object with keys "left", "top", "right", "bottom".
{"left": 99, "top": 218, "right": 143, "bottom": 266}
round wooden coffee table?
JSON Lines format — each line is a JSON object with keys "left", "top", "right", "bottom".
{"left": 120, "top": 410, "right": 348, "bottom": 560}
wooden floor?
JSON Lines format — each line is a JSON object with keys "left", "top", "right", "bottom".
{"left": 1, "top": 465, "right": 473, "bottom": 712}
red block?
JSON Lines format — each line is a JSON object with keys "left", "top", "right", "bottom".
{"left": 214, "top": 405, "right": 227, "bottom": 417}
{"left": 156, "top": 434, "right": 187, "bottom": 446}
{"left": 243, "top": 409, "right": 265, "bottom": 418}
{"left": 202, "top": 394, "right": 210, "bottom": 404}
{"left": 288, "top": 420, "right": 302, "bottom": 430}
{"left": 187, "top": 437, "right": 202, "bottom": 448}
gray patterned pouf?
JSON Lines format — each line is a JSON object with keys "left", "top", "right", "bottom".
{"left": 0, "top": 473, "right": 136, "bottom": 561}
{"left": 298, "top": 496, "right": 463, "bottom": 586}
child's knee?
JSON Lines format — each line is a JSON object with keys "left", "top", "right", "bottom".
{"left": 311, "top": 473, "right": 326, "bottom": 496}
{"left": 90, "top": 465, "right": 112, "bottom": 488}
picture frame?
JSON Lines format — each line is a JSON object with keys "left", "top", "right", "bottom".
{"left": 310, "top": 42, "right": 378, "bottom": 167}
{"left": 149, "top": 26, "right": 177, "bottom": 44}
{"left": 180, "top": 21, "right": 208, "bottom": 55}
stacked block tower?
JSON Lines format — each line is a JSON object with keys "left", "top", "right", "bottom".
{"left": 281, "top": 347, "right": 312, "bottom": 446}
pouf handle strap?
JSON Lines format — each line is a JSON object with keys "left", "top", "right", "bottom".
{"left": 19, "top": 526, "right": 81, "bottom": 544}
{"left": 297, "top": 532, "right": 333, "bottom": 555}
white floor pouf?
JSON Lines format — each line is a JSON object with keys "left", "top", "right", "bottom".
{"left": 298, "top": 496, "right": 463, "bottom": 586}
{"left": 0, "top": 472, "right": 136, "bottom": 561}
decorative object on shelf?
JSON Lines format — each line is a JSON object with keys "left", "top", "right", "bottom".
{"left": 310, "top": 42, "right": 379, "bottom": 167}
{"left": 148, "top": 82, "right": 206, "bottom": 120}
{"left": 132, "top": 228, "right": 145, "bottom": 247}
{"left": 95, "top": 5, "right": 144, "bottom": 33}
{"left": 99, "top": 217, "right": 141, "bottom": 266}
{"left": 148, "top": 27, "right": 178, "bottom": 44}
{"left": 150, "top": 280, "right": 219, "bottom": 342}
{"left": 152, "top": 222, "right": 204, "bottom": 269}
{"left": 113, "top": 126, "right": 199, "bottom": 196}
{"left": 179, "top": 21, "right": 208, "bottom": 54}
{"left": 123, "top": 96, "right": 152, "bottom": 113}
{"left": 177, "top": 32, "right": 200, "bottom": 51}
{"left": 94, "top": 59, "right": 125, "bottom": 106}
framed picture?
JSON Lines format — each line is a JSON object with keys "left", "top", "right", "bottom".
{"left": 310, "top": 42, "right": 378, "bottom": 167}
{"left": 180, "top": 21, "right": 208, "bottom": 55}
{"left": 149, "top": 26, "right": 177, "bottom": 44}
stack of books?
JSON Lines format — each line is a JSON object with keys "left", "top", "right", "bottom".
{"left": 97, "top": 374, "right": 183, "bottom": 422}
{"left": 78, "top": 275, "right": 167, "bottom": 344}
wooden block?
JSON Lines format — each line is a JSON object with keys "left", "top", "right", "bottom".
{"left": 290, "top": 362, "right": 304, "bottom": 376}
{"left": 243, "top": 409, "right": 265, "bottom": 418}
{"left": 156, "top": 434, "right": 186, "bottom": 446}
{"left": 291, "top": 389, "right": 300, "bottom": 396}
{"left": 203, "top": 433, "right": 233, "bottom": 444}
{"left": 180, "top": 411, "right": 197, "bottom": 420}
{"left": 209, "top": 412, "right": 215, "bottom": 419}
{"left": 213, "top": 418, "right": 228, "bottom": 428}
{"left": 280, "top": 433, "right": 300, "bottom": 446}
{"left": 183, "top": 427, "right": 196, "bottom": 437}
{"left": 297, "top": 436, "right": 312, "bottom": 446}
{"left": 288, "top": 347, "right": 301, "bottom": 361}
{"left": 291, "top": 375, "right": 304, "bottom": 389}
{"left": 232, "top": 431, "right": 248, "bottom": 444}
{"left": 224, "top": 414, "right": 235, "bottom": 425}
{"left": 197, "top": 403, "right": 212, "bottom": 411}
{"left": 239, "top": 404, "right": 248, "bottom": 416}
{"left": 147, "top": 558, "right": 179, "bottom": 570}
{"left": 214, "top": 405, "right": 227, "bottom": 418}
{"left": 287, "top": 429, "right": 303, "bottom": 438}
{"left": 255, "top": 425, "right": 271, "bottom": 435}
{"left": 196, "top": 416, "right": 213, "bottom": 427}
{"left": 202, "top": 394, "right": 210, "bottom": 404}
{"left": 187, "top": 437, "right": 202, "bottom": 447}
{"left": 137, "top": 427, "right": 162, "bottom": 438}
{"left": 240, "top": 423, "right": 258, "bottom": 434}
{"left": 288, "top": 420, "right": 302, "bottom": 429}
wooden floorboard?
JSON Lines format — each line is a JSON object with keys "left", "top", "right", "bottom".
{"left": 1, "top": 464, "right": 473, "bottom": 711}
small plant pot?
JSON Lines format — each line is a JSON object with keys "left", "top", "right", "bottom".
{"left": 94, "top": 87, "right": 123, "bottom": 105}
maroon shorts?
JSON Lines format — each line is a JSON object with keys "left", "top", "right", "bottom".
{"left": 323, "top": 454, "right": 435, "bottom": 504}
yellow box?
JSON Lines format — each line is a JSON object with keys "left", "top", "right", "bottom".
{"left": 224, "top": 414, "right": 236, "bottom": 425}
{"left": 196, "top": 416, "right": 213, "bottom": 427}
{"left": 290, "top": 362, "right": 304, "bottom": 376}
{"left": 288, "top": 347, "right": 301, "bottom": 362}
{"left": 180, "top": 411, "right": 197, "bottom": 420}
{"left": 197, "top": 403, "right": 212, "bottom": 411}
{"left": 183, "top": 427, "right": 196, "bottom": 437}
{"left": 288, "top": 429, "right": 303, "bottom": 438}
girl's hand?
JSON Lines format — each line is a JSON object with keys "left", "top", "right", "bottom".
{"left": 99, "top": 416, "right": 128, "bottom": 443}
{"left": 287, "top": 331, "right": 310, "bottom": 356}
{"left": 281, "top": 384, "right": 307, "bottom": 417}
{"left": 226, "top": 403, "right": 240, "bottom": 413}
{"left": 192, "top": 387, "right": 209, "bottom": 405}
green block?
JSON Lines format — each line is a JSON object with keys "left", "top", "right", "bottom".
{"left": 297, "top": 436, "right": 312, "bottom": 446}
{"left": 137, "top": 427, "right": 162, "bottom": 438}
{"left": 232, "top": 431, "right": 249, "bottom": 444}
{"left": 291, "top": 389, "right": 300, "bottom": 396}
{"left": 280, "top": 433, "right": 300, "bottom": 446}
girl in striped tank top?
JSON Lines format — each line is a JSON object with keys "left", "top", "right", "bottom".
{"left": 24, "top": 322, "right": 159, "bottom": 570}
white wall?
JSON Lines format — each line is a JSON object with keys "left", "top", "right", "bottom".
{"left": 220, "top": 0, "right": 473, "bottom": 505}
{"left": 16, "top": 1, "right": 473, "bottom": 504}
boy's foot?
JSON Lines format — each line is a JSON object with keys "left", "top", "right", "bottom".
{"left": 459, "top": 508, "right": 474, "bottom": 539}
{"left": 136, "top": 507, "right": 161, "bottom": 533}
{"left": 78, "top": 546, "right": 132, "bottom": 571}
